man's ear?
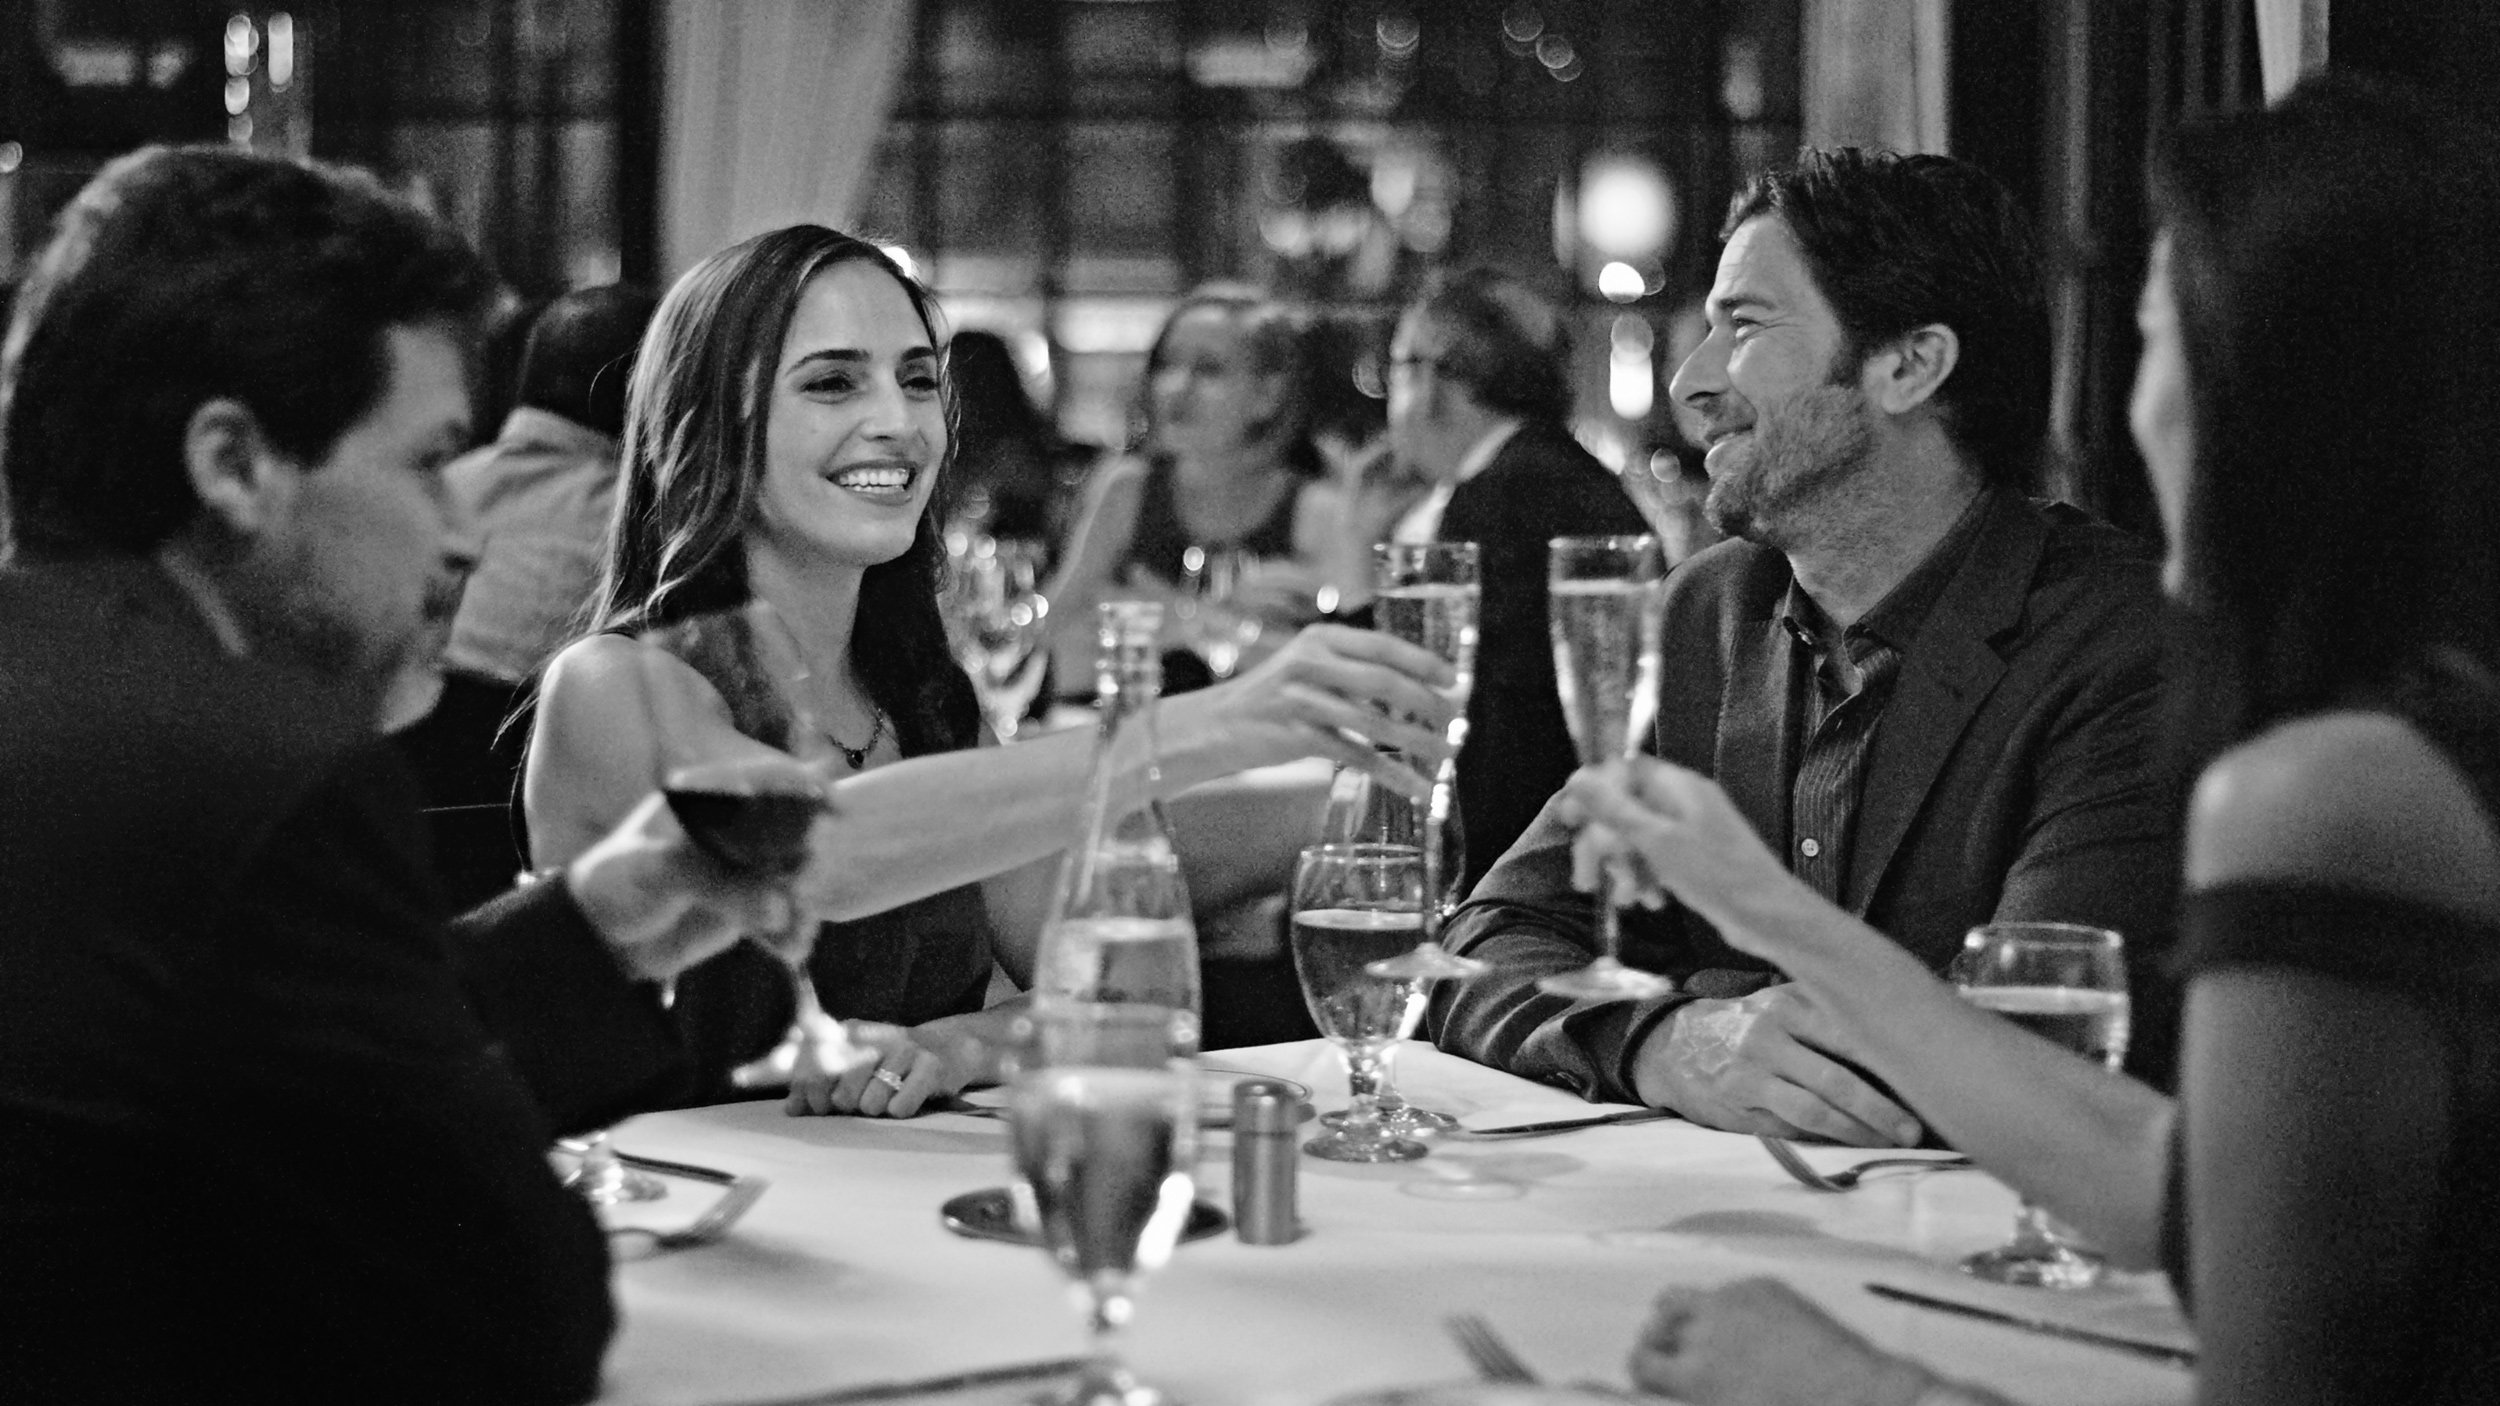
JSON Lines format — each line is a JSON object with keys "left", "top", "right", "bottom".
{"left": 180, "top": 398, "right": 296, "bottom": 537}
{"left": 1862, "top": 323, "right": 1961, "bottom": 416}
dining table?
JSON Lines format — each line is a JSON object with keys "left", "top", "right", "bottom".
{"left": 592, "top": 1041, "right": 2194, "bottom": 1406}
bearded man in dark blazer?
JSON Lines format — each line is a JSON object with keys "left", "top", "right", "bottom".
{"left": 1380, "top": 266, "right": 1651, "bottom": 889}
{"left": 1432, "top": 151, "right": 2176, "bottom": 1147}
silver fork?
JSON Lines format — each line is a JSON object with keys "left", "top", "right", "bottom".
{"left": 1757, "top": 1136, "right": 1973, "bottom": 1191}
{"left": 1444, "top": 1313, "right": 1537, "bottom": 1384}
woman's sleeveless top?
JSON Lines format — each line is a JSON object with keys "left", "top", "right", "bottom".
{"left": 1116, "top": 457, "right": 1302, "bottom": 589}
{"left": 2162, "top": 659, "right": 2500, "bottom": 1401}
{"left": 574, "top": 627, "right": 999, "bottom": 1104}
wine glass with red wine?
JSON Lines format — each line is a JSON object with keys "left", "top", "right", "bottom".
{"left": 640, "top": 599, "right": 874, "bottom": 1089}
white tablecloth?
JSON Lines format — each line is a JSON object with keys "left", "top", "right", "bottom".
{"left": 596, "top": 1043, "right": 2193, "bottom": 1406}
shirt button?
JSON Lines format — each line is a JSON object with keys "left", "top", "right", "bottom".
{"left": 1799, "top": 838, "right": 1822, "bottom": 859}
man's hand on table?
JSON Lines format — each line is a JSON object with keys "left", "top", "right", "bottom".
{"left": 1630, "top": 984, "right": 1925, "bottom": 1147}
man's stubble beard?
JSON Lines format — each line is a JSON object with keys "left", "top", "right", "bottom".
{"left": 1702, "top": 380, "right": 1879, "bottom": 550}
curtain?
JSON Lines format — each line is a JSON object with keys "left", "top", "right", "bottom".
{"left": 1802, "top": 0, "right": 1950, "bottom": 154}
{"left": 2253, "top": 0, "right": 2331, "bottom": 100}
{"left": 659, "top": 0, "right": 914, "bottom": 279}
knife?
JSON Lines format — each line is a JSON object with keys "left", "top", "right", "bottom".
{"left": 612, "top": 1149, "right": 742, "bottom": 1185}
{"left": 1461, "top": 1107, "right": 1676, "bottom": 1136}
{"left": 1865, "top": 1283, "right": 2196, "bottom": 1368}
{"left": 718, "top": 1356, "right": 1091, "bottom": 1406}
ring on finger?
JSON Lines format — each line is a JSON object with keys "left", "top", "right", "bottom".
{"left": 872, "top": 1067, "right": 908, "bottom": 1092}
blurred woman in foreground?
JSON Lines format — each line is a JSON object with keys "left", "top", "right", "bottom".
{"left": 526, "top": 227, "right": 1452, "bottom": 1118}
{"left": 1567, "top": 76, "right": 2500, "bottom": 1405}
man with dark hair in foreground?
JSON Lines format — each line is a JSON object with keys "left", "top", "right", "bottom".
{"left": 1434, "top": 150, "right": 2176, "bottom": 1145}
{"left": 0, "top": 145, "right": 802, "bottom": 1403}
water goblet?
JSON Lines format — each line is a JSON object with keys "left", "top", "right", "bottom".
{"left": 1537, "top": 535, "right": 1676, "bottom": 1002}
{"left": 1952, "top": 921, "right": 2131, "bottom": 1289}
{"left": 1317, "top": 758, "right": 1468, "bottom": 1137}
{"left": 1290, "top": 843, "right": 1435, "bottom": 1163}
{"left": 1007, "top": 1001, "right": 1199, "bottom": 1406}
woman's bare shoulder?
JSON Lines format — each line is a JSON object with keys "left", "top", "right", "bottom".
{"left": 2188, "top": 710, "right": 2500, "bottom": 920}
{"left": 542, "top": 632, "right": 641, "bottom": 685}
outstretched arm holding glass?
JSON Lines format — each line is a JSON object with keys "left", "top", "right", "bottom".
{"left": 532, "top": 618, "right": 1454, "bottom": 1111}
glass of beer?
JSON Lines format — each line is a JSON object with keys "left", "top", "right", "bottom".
{"left": 1950, "top": 921, "right": 2130, "bottom": 1289}
{"left": 1290, "top": 843, "right": 1433, "bottom": 1163}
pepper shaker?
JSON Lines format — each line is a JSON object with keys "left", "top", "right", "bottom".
{"left": 1229, "top": 1078, "right": 1302, "bottom": 1244}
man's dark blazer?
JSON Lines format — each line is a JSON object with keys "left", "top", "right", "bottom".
{"left": 1437, "top": 420, "right": 1649, "bottom": 890}
{"left": 0, "top": 551, "right": 692, "bottom": 1404}
{"left": 1433, "top": 489, "right": 2180, "bottom": 1103}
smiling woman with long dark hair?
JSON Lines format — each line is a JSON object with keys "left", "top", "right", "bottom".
{"left": 523, "top": 225, "right": 1462, "bottom": 1120}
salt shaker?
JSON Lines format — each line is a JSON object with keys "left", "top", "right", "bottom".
{"left": 1229, "top": 1078, "right": 1302, "bottom": 1244}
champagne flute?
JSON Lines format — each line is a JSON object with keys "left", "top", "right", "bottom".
{"left": 1951, "top": 921, "right": 2130, "bottom": 1289}
{"left": 640, "top": 599, "right": 876, "bottom": 1090}
{"left": 1007, "top": 1001, "right": 1199, "bottom": 1406}
{"left": 1363, "top": 541, "right": 1488, "bottom": 988}
{"left": 945, "top": 530, "right": 1053, "bottom": 739}
{"left": 1538, "top": 535, "right": 1677, "bottom": 1001}
{"left": 1290, "top": 843, "right": 1434, "bottom": 1163}
{"left": 1178, "top": 544, "right": 1263, "bottom": 680}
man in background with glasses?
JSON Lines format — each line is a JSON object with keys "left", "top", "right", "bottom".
{"left": 1431, "top": 151, "right": 2174, "bottom": 1150}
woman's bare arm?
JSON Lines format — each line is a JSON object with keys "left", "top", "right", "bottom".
{"left": 529, "top": 622, "right": 1455, "bottom": 922}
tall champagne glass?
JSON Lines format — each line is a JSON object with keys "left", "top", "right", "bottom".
{"left": 944, "top": 530, "right": 1053, "bottom": 739}
{"left": 1008, "top": 1001, "right": 1199, "bottom": 1406}
{"left": 1291, "top": 843, "right": 1433, "bottom": 1163}
{"left": 1177, "top": 544, "right": 1264, "bottom": 679}
{"left": 1363, "top": 541, "right": 1488, "bottom": 988}
{"left": 1538, "top": 535, "right": 1676, "bottom": 1001}
{"left": 640, "top": 599, "right": 876, "bottom": 1090}
{"left": 1951, "top": 921, "right": 2130, "bottom": 1289}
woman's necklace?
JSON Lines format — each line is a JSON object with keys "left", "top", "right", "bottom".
{"left": 821, "top": 704, "right": 888, "bottom": 770}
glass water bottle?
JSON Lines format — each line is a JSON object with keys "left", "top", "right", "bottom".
{"left": 1033, "top": 601, "right": 1204, "bottom": 1053}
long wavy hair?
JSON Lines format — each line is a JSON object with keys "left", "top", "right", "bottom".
{"left": 583, "top": 225, "right": 978, "bottom": 756}
{"left": 2152, "top": 75, "right": 2500, "bottom": 775}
